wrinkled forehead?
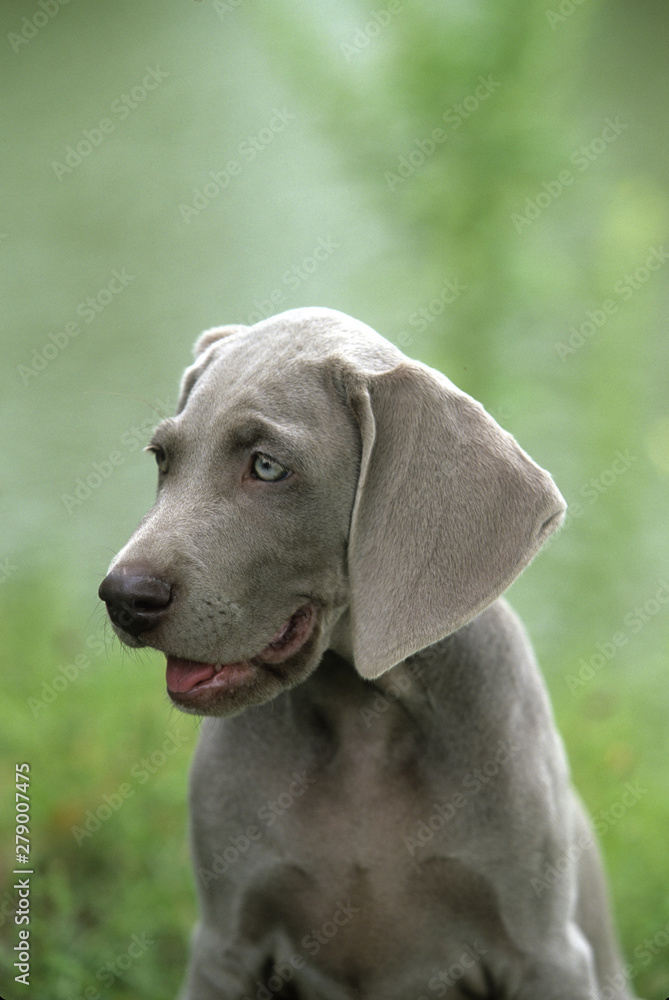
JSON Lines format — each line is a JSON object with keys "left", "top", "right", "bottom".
{"left": 162, "top": 340, "right": 349, "bottom": 471}
{"left": 176, "top": 312, "right": 403, "bottom": 432}
{"left": 179, "top": 337, "right": 337, "bottom": 435}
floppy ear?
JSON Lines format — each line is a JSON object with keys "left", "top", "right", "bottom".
{"left": 193, "top": 324, "right": 247, "bottom": 356}
{"left": 346, "top": 361, "right": 566, "bottom": 679}
{"left": 176, "top": 325, "right": 247, "bottom": 413}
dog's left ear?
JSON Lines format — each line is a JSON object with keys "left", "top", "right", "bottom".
{"left": 176, "top": 325, "right": 247, "bottom": 413}
{"left": 345, "top": 361, "right": 566, "bottom": 679}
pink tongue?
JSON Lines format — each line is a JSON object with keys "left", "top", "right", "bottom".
{"left": 166, "top": 657, "right": 217, "bottom": 693}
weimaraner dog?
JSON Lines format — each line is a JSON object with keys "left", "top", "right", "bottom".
{"left": 99, "top": 308, "right": 639, "bottom": 999}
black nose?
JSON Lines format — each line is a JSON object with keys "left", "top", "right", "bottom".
{"left": 98, "top": 564, "right": 172, "bottom": 637}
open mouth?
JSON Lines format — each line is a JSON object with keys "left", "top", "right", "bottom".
{"left": 165, "top": 604, "right": 316, "bottom": 701}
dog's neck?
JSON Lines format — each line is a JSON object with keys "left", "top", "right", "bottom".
{"left": 327, "top": 606, "right": 355, "bottom": 665}
{"left": 283, "top": 646, "right": 430, "bottom": 774}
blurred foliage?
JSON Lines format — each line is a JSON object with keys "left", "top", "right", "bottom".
{"left": 0, "top": 0, "right": 667, "bottom": 996}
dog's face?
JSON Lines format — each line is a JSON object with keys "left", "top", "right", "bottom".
{"left": 99, "top": 316, "right": 368, "bottom": 716}
{"left": 100, "top": 307, "right": 565, "bottom": 716}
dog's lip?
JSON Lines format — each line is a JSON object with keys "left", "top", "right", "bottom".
{"left": 165, "top": 604, "right": 316, "bottom": 697}
{"left": 165, "top": 657, "right": 254, "bottom": 695}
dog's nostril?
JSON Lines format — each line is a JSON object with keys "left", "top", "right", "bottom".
{"left": 98, "top": 565, "right": 172, "bottom": 637}
{"left": 134, "top": 598, "right": 165, "bottom": 612}
{"left": 99, "top": 567, "right": 171, "bottom": 606}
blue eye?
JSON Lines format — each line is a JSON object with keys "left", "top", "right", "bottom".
{"left": 251, "top": 453, "right": 290, "bottom": 482}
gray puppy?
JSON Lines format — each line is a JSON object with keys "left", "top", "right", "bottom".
{"left": 99, "top": 308, "right": 638, "bottom": 1000}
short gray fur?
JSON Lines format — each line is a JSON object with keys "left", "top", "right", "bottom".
{"left": 101, "top": 308, "right": 640, "bottom": 1000}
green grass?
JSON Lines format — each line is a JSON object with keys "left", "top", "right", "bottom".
{"left": 1, "top": 0, "right": 668, "bottom": 995}
{"left": 1, "top": 572, "right": 667, "bottom": 997}
{"left": 0, "top": 576, "right": 199, "bottom": 998}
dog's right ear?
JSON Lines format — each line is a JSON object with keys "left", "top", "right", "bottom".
{"left": 193, "top": 324, "right": 247, "bottom": 357}
{"left": 176, "top": 325, "right": 247, "bottom": 413}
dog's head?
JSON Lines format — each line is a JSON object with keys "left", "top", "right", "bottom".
{"left": 99, "top": 307, "right": 565, "bottom": 716}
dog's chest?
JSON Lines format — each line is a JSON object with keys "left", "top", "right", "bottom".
{"left": 189, "top": 706, "right": 511, "bottom": 1000}
{"left": 236, "top": 741, "right": 431, "bottom": 968}
{"left": 208, "top": 714, "right": 492, "bottom": 978}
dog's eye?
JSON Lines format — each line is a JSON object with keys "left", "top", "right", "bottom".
{"left": 251, "top": 453, "right": 290, "bottom": 482}
{"left": 144, "top": 443, "right": 169, "bottom": 474}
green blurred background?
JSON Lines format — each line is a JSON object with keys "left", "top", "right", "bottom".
{"left": 1, "top": 0, "right": 668, "bottom": 996}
